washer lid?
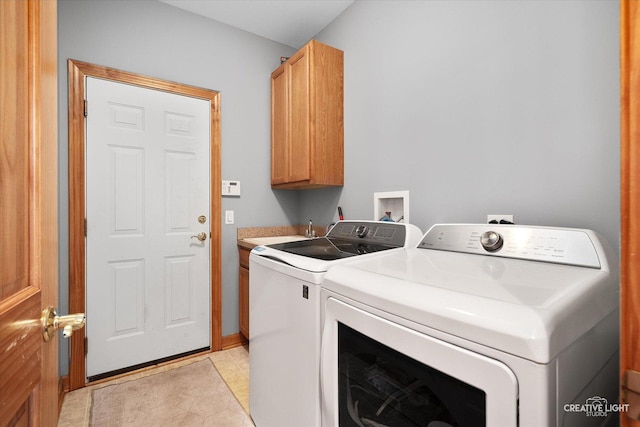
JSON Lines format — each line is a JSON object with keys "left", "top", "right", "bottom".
{"left": 250, "top": 221, "right": 423, "bottom": 273}
{"left": 322, "top": 246, "right": 618, "bottom": 363}
{"left": 266, "top": 237, "right": 397, "bottom": 260}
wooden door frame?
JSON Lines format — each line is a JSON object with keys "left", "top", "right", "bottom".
{"left": 621, "top": 1, "right": 640, "bottom": 425}
{"left": 67, "top": 59, "right": 222, "bottom": 390}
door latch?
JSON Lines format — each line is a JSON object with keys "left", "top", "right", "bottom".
{"left": 41, "top": 306, "right": 86, "bottom": 341}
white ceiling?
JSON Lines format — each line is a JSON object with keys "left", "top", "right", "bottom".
{"left": 158, "top": 0, "right": 355, "bottom": 49}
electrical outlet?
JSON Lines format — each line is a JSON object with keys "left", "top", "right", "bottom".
{"left": 487, "top": 214, "right": 514, "bottom": 224}
{"left": 225, "top": 210, "right": 234, "bottom": 224}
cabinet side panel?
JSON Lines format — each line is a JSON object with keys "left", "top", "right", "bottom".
{"left": 311, "top": 42, "right": 344, "bottom": 186}
{"left": 239, "top": 266, "right": 249, "bottom": 339}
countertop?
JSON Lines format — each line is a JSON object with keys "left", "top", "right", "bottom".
{"left": 239, "top": 235, "right": 308, "bottom": 249}
{"left": 237, "top": 225, "right": 323, "bottom": 250}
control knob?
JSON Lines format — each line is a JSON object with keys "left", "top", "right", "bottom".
{"left": 480, "top": 231, "right": 503, "bottom": 252}
{"left": 355, "top": 225, "right": 369, "bottom": 238}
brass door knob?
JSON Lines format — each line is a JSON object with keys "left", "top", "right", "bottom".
{"left": 42, "top": 306, "right": 86, "bottom": 341}
{"left": 191, "top": 232, "right": 207, "bottom": 242}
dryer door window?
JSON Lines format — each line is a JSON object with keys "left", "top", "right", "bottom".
{"left": 321, "top": 297, "right": 518, "bottom": 427}
{"left": 338, "top": 323, "right": 485, "bottom": 426}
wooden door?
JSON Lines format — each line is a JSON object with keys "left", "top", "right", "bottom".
{"left": 85, "top": 77, "right": 211, "bottom": 378}
{"left": 0, "top": 0, "right": 59, "bottom": 425}
{"left": 621, "top": 1, "right": 640, "bottom": 425}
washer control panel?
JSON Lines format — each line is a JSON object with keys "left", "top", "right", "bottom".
{"left": 328, "top": 221, "right": 406, "bottom": 246}
{"left": 419, "top": 224, "right": 601, "bottom": 268}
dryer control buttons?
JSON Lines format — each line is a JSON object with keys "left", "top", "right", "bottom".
{"left": 480, "top": 231, "right": 504, "bottom": 252}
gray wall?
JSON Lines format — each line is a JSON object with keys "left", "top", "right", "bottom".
{"left": 57, "top": 0, "right": 620, "bottom": 376}
{"left": 57, "top": 0, "right": 297, "bottom": 375}
{"left": 304, "top": 0, "right": 620, "bottom": 251}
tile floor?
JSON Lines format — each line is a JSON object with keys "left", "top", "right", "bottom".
{"left": 57, "top": 345, "right": 250, "bottom": 426}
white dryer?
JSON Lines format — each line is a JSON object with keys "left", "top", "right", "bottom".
{"left": 321, "top": 224, "right": 619, "bottom": 427}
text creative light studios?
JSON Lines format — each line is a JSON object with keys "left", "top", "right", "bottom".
{"left": 563, "top": 396, "right": 629, "bottom": 418}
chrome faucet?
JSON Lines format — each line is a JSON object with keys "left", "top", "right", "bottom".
{"left": 305, "top": 220, "right": 316, "bottom": 238}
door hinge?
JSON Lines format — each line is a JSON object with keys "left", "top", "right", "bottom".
{"left": 84, "top": 336, "right": 88, "bottom": 356}
{"left": 84, "top": 218, "right": 87, "bottom": 237}
{"left": 622, "top": 370, "right": 640, "bottom": 420}
{"left": 83, "top": 99, "right": 88, "bottom": 117}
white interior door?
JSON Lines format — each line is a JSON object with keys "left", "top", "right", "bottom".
{"left": 85, "top": 77, "right": 211, "bottom": 378}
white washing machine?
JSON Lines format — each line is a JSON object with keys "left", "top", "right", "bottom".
{"left": 249, "top": 220, "right": 423, "bottom": 427}
{"left": 320, "top": 224, "right": 619, "bottom": 427}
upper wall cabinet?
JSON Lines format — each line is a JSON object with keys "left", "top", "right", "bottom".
{"left": 271, "top": 40, "right": 344, "bottom": 189}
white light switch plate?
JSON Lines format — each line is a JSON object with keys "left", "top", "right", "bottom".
{"left": 222, "top": 180, "right": 241, "bottom": 196}
{"left": 225, "top": 210, "right": 234, "bottom": 224}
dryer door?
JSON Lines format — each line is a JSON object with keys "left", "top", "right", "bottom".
{"left": 321, "top": 297, "right": 518, "bottom": 427}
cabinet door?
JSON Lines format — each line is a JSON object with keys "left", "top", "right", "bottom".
{"left": 287, "top": 48, "right": 311, "bottom": 183}
{"left": 271, "top": 66, "right": 288, "bottom": 185}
